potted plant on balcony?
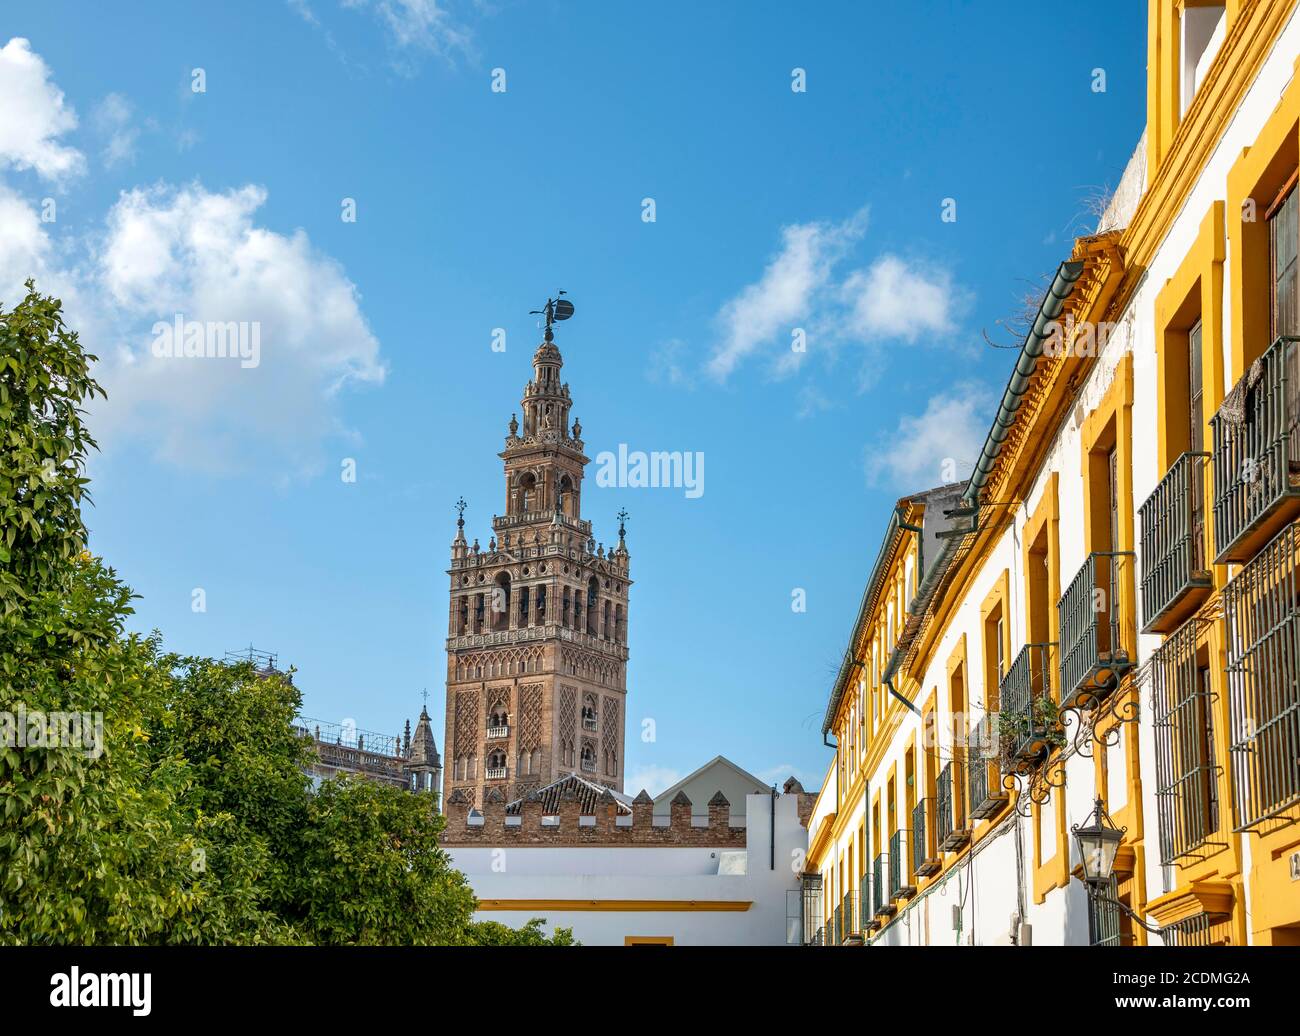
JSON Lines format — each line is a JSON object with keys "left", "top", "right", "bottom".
{"left": 998, "top": 696, "right": 1066, "bottom": 766}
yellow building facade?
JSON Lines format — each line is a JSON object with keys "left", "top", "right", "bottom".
{"left": 803, "top": 0, "right": 1300, "bottom": 947}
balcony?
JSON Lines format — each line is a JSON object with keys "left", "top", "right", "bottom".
{"left": 1151, "top": 619, "right": 1225, "bottom": 865}
{"left": 1139, "top": 451, "right": 1212, "bottom": 633}
{"left": 889, "top": 829, "right": 916, "bottom": 900}
{"left": 935, "top": 762, "right": 970, "bottom": 852}
{"left": 841, "top": 890, "right": 863, "bottom": 944}
{"left": 967, "top": 714, "right": 1009, "bottom": 820}
{"left": 580, "top": 758, "right": 596, "bottom": 774}
{"left": 832, "top": 904, "right": 843, "bottom": 946}
{"left": 1058, "top": 551, "right": 1134, "bottom": 707}
{"left": 911, "top": 798, "right": 942, "bottom": 878}
{"left": 999, "top": 642, "right": 1058, "bottom": 763}
{"left": 1211, "top": 335, "right": 1300, "bottom": 562}
{"left": 1222, "top": 518, "right": 1300, "bottom": 830}
{"left": 485, "top": 766, "right": 507, "bottom": 781}
{"left": 486, "top": 724, "right": 509, "bottom": 740}
{"left": 871, "top": 853, "right": 895, "bottom": 920}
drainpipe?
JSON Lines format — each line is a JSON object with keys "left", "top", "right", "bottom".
{"left": 770, "top": 784, "right": 776, "bottom": 871}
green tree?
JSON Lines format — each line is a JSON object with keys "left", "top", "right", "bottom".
{"left": 0, "top": 282, "right": 571, "bottom": 946}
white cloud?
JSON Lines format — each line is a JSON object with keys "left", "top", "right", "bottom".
{"left": 339, "top": 0, "right": 472, "bottom": 66}
{"left": 647, "top": 338, "right": 694, "bottom": 388}
{"left": 757, "top": 764, "right": 805, "bottom": 787}
{"left": 0, "top": 185, "right": 53, "bottom": 306}
{"left": 795, "top": 384, "right": 834, "bottom": 420}
{"left": 841, "top": 254, "right": 965, "bottom": 344}
{"left": 93, "top": 93, "right": 139, "bottom": 168}
{"left": 626, "top": 764, "right": 683, "bottom": 797}
{"left": 0, "top": 41, "right": 383, "bottom": 478}
{"left": 865, "top": 383, "right": 992, "bottom": 490}
{"left": 91, "top": 182, "right": 386, "bottom": 475}
{"left": 0, "top": 38, "right": 85, "bottom": 180}
{"left": 707, "top": 208, "right": 868, "bottom": 381}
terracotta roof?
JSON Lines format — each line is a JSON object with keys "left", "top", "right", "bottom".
{"left": 504, "top": 772, "right": 633, "bottom": 815}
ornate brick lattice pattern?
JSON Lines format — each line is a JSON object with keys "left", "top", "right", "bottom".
{"left": 561, "top": 646, "right": 621, "bottom": 687}
{"left": 455, "top": 646, "right": 544, "bottom": 681}
{"left": 518, "top": 683, "right": 544, "bottom": 750}
{"left": 602, "top": 697, "right": 619, "bottom": 756}
{"left": 559, "top": 684, "right": 577, "bottom": 738}
{"left": 454, "top": 690, "right": 479, "bottom": 757}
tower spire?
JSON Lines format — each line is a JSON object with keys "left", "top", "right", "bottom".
{"left": 445, "top": 291, "right": 631, "bottom": 808}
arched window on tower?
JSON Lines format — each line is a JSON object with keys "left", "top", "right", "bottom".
{"left": 602, "top": 599, "right": 611, "bottom": 640}
{"left": 519, "top": 472, "right": 536, "bottom": 514}
{"left": 582, "top": 694, "right": 598, "bottom": 732}
{"left": 559, "top": 474, "right": 574, "bottom": 517}
{"left": 614, "top": 603, "right": 624, "bottom": 644}
{"left": 586, "top": 577, "right": 598, "bottom": 636}
{"left": 562, "top": 587, "right": 571, "bottom": 627}
{"left": 536, "top": 586, "right": 547, "bottom": 623}
{"left": 580, "top": 743, "right": 595, "bottom": 773}
{"left": 492, "top": 573, "right": 511, "bottom": 631}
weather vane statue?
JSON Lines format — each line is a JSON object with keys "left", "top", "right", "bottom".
{"left": 530, "top": 291, "right": 575, "bottom": 343}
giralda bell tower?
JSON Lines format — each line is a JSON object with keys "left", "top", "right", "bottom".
{"left": 443, "top": 297, "right": 631, "bottom": 808}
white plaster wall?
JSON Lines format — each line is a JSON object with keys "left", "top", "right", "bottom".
{"left": 449, "top": 791, "right": 807, "bottom": 945}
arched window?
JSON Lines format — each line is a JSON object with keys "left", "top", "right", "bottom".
{"left": 519, "top": 472, "right": 536, "bottom": 514}
{"left": 603, "top": 599, "right": 611, "bottom": 640}
{"left": 486, "top": 749, "right": 505, "bottom": 776}
{"left": 586, "top": 577, "right": 599, "bottom": 635}
{"left": 492, "top": 573, "right": 511, "bottom": 631}
{"left": 614, "top": 603, "right": 624, "bottom": 644}
{"left": 580, "top": 743, "right": 595, "bottom": 773}
{"left": 558, "top": 474, "right": 574, "bottom": 516}
{"left": 582, "top": 695, "right": 598, "bottom": 731}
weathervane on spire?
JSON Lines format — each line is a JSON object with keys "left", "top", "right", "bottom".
{"left": 617, "top": 508, "right": 629, "bottom": 539}
{"left": 420, "top": 687, "right": 429, "bottom": 708}
{"left": 455, "top": 496, "right": 466, "bottom": 530}
{"left": 529, "top": 291, "right": 575, "bottom": 343}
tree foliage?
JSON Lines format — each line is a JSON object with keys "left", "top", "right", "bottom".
{"left": 0, "top": 283, "right": 572, "bottom": 946}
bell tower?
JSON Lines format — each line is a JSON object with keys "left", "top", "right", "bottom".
{"left": 444, "top": 297, "right": 631, "bottom": 808}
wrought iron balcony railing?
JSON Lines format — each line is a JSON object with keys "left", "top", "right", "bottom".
{"left": 841, "top": 890, "right": 862, "bottom": 942}
{"left": 1139, "top": 451, "right": 1212, "bottom": 633}
{"left": 1211, "top": 335, "right": 1300, "bottom": 562}
{"left": 861, "top": 873, "right": 879, "bottom": 933}
{"left": 1087, "top": 876, "right": 1129, "bottom": 947}
{"left": 935, "top": 762, "right": 970, "bottom": 852}
{"left": 889, "top": 829, "right": 915, "bottom": 899}
{"left": 967, "top": 713, "right": 1009, "bottom": 820}
{"left": 911, "top": 798, "right": 941, "bottom": 878}
{"left": 1222, "top": 518, "right": 1300, "bottom": 830}
{"left": 871, "top": 853, "right": 894, "bottom": 919}
{"left": 1150, "top": 618, "right": 1224, "bottom": 865}
{"left": 832, "top": 904, "right": 843, "bottom": 946}
{"left": 999, "top": 642, "right": 1057, "bottom": 762}
{"left": 1059, "top": 551, "right": 1134, "bottom": 706}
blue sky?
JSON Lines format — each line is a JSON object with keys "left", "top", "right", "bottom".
{"left": 0, "top": 1, "right": 1145, "bottom": 795}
